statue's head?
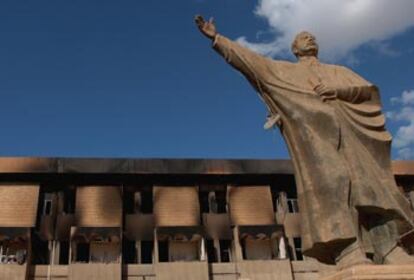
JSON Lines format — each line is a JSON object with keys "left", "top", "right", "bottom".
{"left": 291, "top": 31, "right": 319, "bottom": 59}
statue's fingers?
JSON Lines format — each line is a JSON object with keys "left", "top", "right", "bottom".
{"left": 194, "top": 15, "right": 205, "bottom": 25}
{"left": 209, "top": 17, "right": 214, "bottom": 24}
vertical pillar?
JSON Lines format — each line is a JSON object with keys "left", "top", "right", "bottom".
{"left": 278, "top": 237, "right": 287, "bottom": 259}
{"left": 200, "top": 238, "right": 206, "bottom": 261}
{"left": 135, "top": 241, "right": 141, "bottom": 264}
{"left": 213, "top": 238, "right": 221, "bottom": 263}
{"left": 288, "top": 237, "right": 296, "bottom": 260}
{"left": 51, "top": 241, "right": 60, "bottom": 265}
{"left": 153, "top": 229, "right": 159, "bottom": 264}
{"left": 232, "top": 226, "right": 243, "bottom": 261}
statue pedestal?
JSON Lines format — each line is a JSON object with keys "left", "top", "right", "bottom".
{"left": 321, "top": 265, "right": 414, "bottom": 280}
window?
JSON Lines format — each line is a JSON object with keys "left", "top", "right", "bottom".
{"left": 287, "top": 199, "right": 299, "bottom": 213}
{"left": 158, "top": 241, "right": 168, "bottom": 262}
{"left": 43, "top": 200, "right": 52, "bottom": 215}
{"left": 59, "top": 242, "right": 69, "bottom": 264}
{"left": 31, "top": 235, "right": 49, "bottom": 265}
{"left": 206, "top": 239, "right": 217, "bottom": 263}
{"left": 141, "top": 241, "right": 153, "bottom": 264}
{"left": 63, "top": 188, "right": 76, "bottom": 214}
{"left": 76, "top": 243, "right": 90, "bottom": 263}
{"left": 219, "top": 240, "right": 231, "bottom": 262}
{"left": 293, "top": 237, "right": 303, "bottom": 261}
{"left": 123, "top": 239, "right": 136, "bottom": 264}
{"left": 215, "top": 191, "right": 227, "bottom": 214}
{"left": 199, "top": 191, "right": 210, "bottom": 213}
{"left": 140, "top": 190, "right": 153, "bottom": 214}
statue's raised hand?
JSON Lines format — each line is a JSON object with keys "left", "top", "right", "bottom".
{"left": 195, "top": 15, "right": 217, "bottom": 39}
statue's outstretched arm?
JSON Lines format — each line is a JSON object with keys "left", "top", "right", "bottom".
{"left": 195, "top": 15, "right": 272, "bottom": 87}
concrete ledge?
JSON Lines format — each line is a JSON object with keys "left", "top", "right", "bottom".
{"left": 322, "top": 265, "right": 414, "bottom": 280}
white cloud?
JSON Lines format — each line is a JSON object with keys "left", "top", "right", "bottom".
{"left": 387, "top": 90, "right": 414, "bottom": 159}
{"left": 237, "top": 0, "right": 414, "bottom": 61}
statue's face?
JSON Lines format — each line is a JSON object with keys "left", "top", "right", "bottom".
{"left": 292, "top": 32, "right": 318, "bottom": 58}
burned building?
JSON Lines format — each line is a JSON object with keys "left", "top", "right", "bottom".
{"left": 0, "top": 157, "right": 413, "bottom": 280}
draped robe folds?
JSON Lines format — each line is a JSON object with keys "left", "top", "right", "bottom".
{"left": 212, "top": 35, "right": 414, "bottom": 263}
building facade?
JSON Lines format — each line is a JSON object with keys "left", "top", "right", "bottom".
{"left": 0, "top": 158, "right": 413, "bottom": 280}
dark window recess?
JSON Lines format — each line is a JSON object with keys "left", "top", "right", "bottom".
{"left": 220, "top": 240, "right": 231, "bottom": 262}
{"left": 76, "top": 243, "right": 90, "bottom": 263}
{"left": 31, "top": 235, "right": 49, "bottom": 265}
{"left": 63, "top": 189, "right": 76, "bottom": 214}
{"left": 240, "top": 238, "right": 246, "bottom": 260}
{"left": 206, "top": 239, "right": 217, "bottom": 263}
{"left": 140, "top": 191, "right": 153, "bottom": 214}
{"left": 288, "top": 199, "right": 299, "bottom": 213}
{"left": 44, "top": 200, "right": 52, "bottom": 215}
{"left": 141, "top": 241, "right": 153, "bottom": 264}
{"left": 199, "top": 192, "right": 210, "bottom": 213}
{"left": 59, "top": 241, "right": 69, "bottom": 265}
{"left": 293, "top": 237, "right": 303, "bottom": 261}
{"left": 123, "top": 239, "right": 136, "bottom": 264}
{"left": 158, "top": 241, "right": 169, "bottom": 262}
{"left": 271, "top": 188, "right": 278, "bottom": 212}
{"left": 215, "top": 191, "right": 227, "bottom": 214}
{"left": 124, "top": 192, "right": 135, "bottom": 214}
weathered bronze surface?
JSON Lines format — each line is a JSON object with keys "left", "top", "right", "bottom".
{"left": 195, "top": 15, "right": 414, "bottom": 267}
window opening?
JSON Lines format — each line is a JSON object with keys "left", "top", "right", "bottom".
{"left": 158, "top": 241, "right": 168, "bottom": 262}
{"left": 31, "top": 235, "right": 49, "bottom": 265}
{"left": 206, "top": 239, "right": 217, "bottom": 263}
{"left": 141, "top": 241, "right": 153, "bottom": 264}
{"left": 76, "top": 243, "right": 90, "bottom": 263}
{"left": 123, "top": 239, "right": 136, "bottom": 264}
{"left": 141, "top": 190, "right": 153, "bottom": 214}
{"left": 215, "top": 191, "right": 227, "bottom": 214}
{"left": 287, "top": 199, "right": 299, "bottom": 213}
{"left": 293, "top": 237, "right": 303, "bottom": 260}
{"left": 219, "top": 240, "right": 231, "bottom": 262}
{"left": 59, "top": 241, "right": 69, "bottom": 264}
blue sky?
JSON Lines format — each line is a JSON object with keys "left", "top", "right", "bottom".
{"left": 0, "top": 0, "right": 413, "bottom": 159}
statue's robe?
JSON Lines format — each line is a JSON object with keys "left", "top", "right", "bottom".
{"left": 213, "top": 35, "right": 414, "bottom": 263}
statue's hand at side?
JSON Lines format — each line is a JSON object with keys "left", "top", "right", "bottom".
{"left": 195, "top": 15, "right": 217, "bottom": 40}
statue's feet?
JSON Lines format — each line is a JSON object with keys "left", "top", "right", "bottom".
{"left": 384, "top": 246, "right": 414, "bottom": 264}
{"left": 336, "top": 246, "right": 372, "bottom": 270}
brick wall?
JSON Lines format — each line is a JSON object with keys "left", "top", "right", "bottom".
{"left": 228, "top": 186, "right": 275, "bottom": 225}
{"left": 75, "top": 186, "right": 122, "bottom": 227}
{"left": 0, "top": 185, "right": 39, "bottom": 227}
{"left": 154, "top": 186, "right": 200, "bottom": 226}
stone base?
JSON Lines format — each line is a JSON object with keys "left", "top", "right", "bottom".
{"left": 321, "top": 265, "right": 414, "bottom": 280}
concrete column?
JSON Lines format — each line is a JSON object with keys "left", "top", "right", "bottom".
{"left": 135, "top": 241, "right": 141, "bottom": 264}
{"left": 232, "top": 226, "right": 243, "bottom": 261}
{"left": 200, "top": 238, "right": 206, "bottom": 261}
{"left": 213, "top": 238, "right": 221, "bottom": 262}
{"left": 288, "top": 237, "right": 296, "bottom": 260}
{"left": 153, "top": 229, "right": 159, "bottom": 264}
{"left": 278, "top": 237, "right": 287, "bottom": 259}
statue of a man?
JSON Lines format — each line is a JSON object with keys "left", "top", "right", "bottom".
{"left": 195, "top": 15, "right": 414, "bottom": 268}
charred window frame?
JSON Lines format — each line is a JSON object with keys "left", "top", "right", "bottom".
{"left": 206, "top": 239, "right": 217, "bottom": 263}
{"left": 122, "top": 239, "right": 136, "bottom": 264}
{"left": 158, "top": 240, "right": 169, "bottom": 262}
{"left": 31, "top": 233, "right": 50, "bottom": 265}
{"left": 59, "top": 241, "right": 69, "bottom": 264}
{"left": 141, "top": 240, "right": 153, "bottom": 264}
{"left": 76, "top": 242, "right": 90, "bottom": 263}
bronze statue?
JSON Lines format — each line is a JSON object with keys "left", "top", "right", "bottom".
{"left": 195, "top": 15, "right": 414, "bottom": 268}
